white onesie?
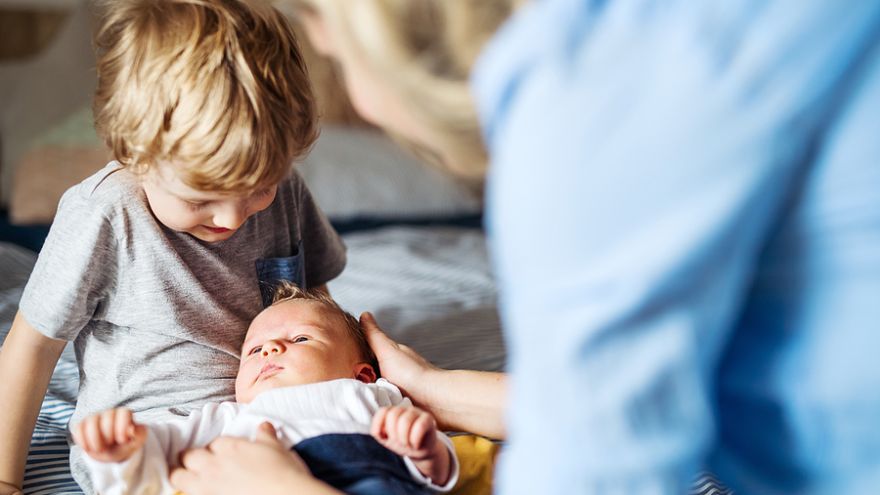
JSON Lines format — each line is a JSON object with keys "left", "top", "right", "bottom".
{"left": 84, "top": 378, "right": 459, "bottom": 494}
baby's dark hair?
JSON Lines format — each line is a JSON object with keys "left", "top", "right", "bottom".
{"left": 270, "top": 282, "right": 379, "bottom": 377}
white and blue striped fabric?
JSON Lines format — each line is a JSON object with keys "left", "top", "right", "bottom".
{"left": 2, "top": 233, "right": 732, "bottom": 494}
{"left": 24, "top": 396, "right": 80, "bottom": 495}
{"left": 14, "top": 343, "right": 80, "bottom": 495}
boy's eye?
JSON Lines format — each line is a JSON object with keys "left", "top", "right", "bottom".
{"left": 248, "top": 346, "right": 262, "bottom": 355}
{"left": 185, "top": 200, "right": 208, "bottom": 210}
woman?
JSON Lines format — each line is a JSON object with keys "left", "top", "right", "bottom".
{"left": 171, "top": 1, "right": 880, "bottom": 494}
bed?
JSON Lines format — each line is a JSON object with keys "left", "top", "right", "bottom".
{"left": 0, "top": 5, "right": 507, "bottom": 491}
{"left": 1, "top": 221, "right": 504, "bottom": 494}
{"left": 1, "top": 229, "right": 731, "bottom": 495}
{"left": 0, "top": 4, "right": 728, "bottom": 494}
{"left": 0, "top": 136, "right": 729, "bottom": 494}
{"left": 0, "top": 117, "right": 509, "bottom": 493}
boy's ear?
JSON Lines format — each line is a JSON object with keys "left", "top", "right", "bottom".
{"left": 354, "top": 363, "right": 377, "bottom": 384}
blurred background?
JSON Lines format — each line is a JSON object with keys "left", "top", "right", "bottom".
{"left": 0, "top": 0, "right": 485, "bottom": 250}
{"left": 0, "top": 0, "right": 503, "bottom": 397}
{"left": 1, "top": 5, "right": 504, "bottom": 492}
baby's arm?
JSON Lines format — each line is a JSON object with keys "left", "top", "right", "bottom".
{"left": 0, "top": 313, "right": 67, "bottom": 493}
{"left": 371, "top": 405, "right": 456, "bottom": 489}
{"left": 72, "top": 408, "right": 147, "bottom": 464}
{"left": 73, "top": 408, "right": 160, "bottom": 495}
{"left": 74, "top": 403, "right": 237, "bottom": 495}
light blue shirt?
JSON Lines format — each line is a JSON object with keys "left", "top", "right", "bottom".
{"left": 473, "top": 0, "right": 880, "bottom": 493}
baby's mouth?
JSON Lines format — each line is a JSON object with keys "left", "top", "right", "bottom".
{"left": 258, "top": 363, "right": 283, "bottom": 380}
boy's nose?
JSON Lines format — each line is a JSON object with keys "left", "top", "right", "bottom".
{"left": 213, "top": 203, "right": 248, "bottom": 230}
{"left": 261, "top": 340, "right": 285, "bottom": 357}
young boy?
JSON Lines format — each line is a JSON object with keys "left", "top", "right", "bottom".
{"left": 73, "top": 285, "right": 459, "bottom": 494}
{"left": 0, "top": 1, "right": 345, "bottom": 494}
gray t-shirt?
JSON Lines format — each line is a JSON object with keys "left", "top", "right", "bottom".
{"left": 19, "top": 162, "right": 346, "bottom": 493}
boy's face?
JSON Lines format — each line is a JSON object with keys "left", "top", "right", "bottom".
{"left": 140, "top": 163, "right": 278, "bottom": 243}
{"left": 235, "top": 299, "right": 373, "bottom": 403}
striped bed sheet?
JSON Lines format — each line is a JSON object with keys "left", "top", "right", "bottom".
{"left": 25, "top": 362, "right": 81, "bottom": 495}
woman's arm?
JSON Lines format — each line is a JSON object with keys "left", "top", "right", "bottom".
{"left": 0, "top": 312, "right": 67, "bottom": 491}
{"left": 360, "top": 312, "right": 507, "bottom": 439}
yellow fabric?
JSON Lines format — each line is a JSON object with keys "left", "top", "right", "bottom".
{"left": 450, "top": 434, "right": 499, "bottom": 495}
{"left": 174, "top": 434, "right": 498, "bottom": 495}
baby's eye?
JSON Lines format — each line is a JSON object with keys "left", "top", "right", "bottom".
{"left": 248, "top": 346, "right": 262, "bottom": 355}
{"left": 291, "top": 336, "right": 308, "bottom": 344}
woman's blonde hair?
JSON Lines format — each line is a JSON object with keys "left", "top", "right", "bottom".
{"left": 93, "top": 0, "right": 318, "bottom": 192}
{"left": 288, "top": 0, "right": 519, "bottom": 179}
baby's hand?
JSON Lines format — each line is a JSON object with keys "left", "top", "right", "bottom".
{"left": 370, "top": 405, "right": 440, "bottom": 461}
{"left": 72, "top": 408, "right": 147, "bottom": 463}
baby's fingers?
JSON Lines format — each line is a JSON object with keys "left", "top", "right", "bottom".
{"left": 112, "top": 408, "right": 137, "bottom": 445}
{"left": 371, "top": 407, "right": 391, "bottom": 440}
{"left": 395, "top": 409, "right": 419, "bottom": 447}
{"left": 409, "top": 411, "right": 436, "bottom": 451}
{"left": 81, "top": 416, "right": 107, "bottom": 453}
{"left": 129, "top": 423, "right": 148, "bottom": 450}
{"left": 71, "top": 420, "right": 87, "bottom": 451}
{"left": 99, "top": 409, "right": 121, "bottom": 447}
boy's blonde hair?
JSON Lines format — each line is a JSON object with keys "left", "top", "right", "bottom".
{"left": 288, "top": 0, "right": 519, "bottom": 179}
{"left": 270, "top": 282, "right": 380, "bottom": 376}
{"left": 93, "top": 0, "right": 318, "bottom": 192}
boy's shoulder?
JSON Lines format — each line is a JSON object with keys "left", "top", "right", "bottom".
{"left": 58, "top": 161, "right": 145, "bottom": 218}
{"left": 277, "top": 167, "right": 305, "bottom": 198}
{"left": 65, "top": 161, "right": 139, "bottom": 202}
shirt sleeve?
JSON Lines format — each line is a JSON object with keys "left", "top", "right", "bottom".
{"left": 289, "top": 170, "right": 347, "bottom": 288}
{"left": 83, "top": 402, "right": 239, "bottom": 494}
{"left": 473, "top": 1, "right": 878, "bottom": 493}
{"left": 402, "top": 433, "right": 461, "bottom": 492}
{"left": 18, "top": 187, "right": 119, "bottom": 341}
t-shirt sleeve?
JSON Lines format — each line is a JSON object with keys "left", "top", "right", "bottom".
{"left": 402, "top": 433, "right": 460, "bottom": 492}
{"left": 290, "top": 171, "right": 347, "bottom": 288}
{"left": 18, "top": 188, "right": 119, "bottom": 341}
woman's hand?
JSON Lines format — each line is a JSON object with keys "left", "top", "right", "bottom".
{"left": 360, "top": 312, "right": 439, "bottom": 397}
{"left": 169, "top": 423, "right": 339, "bottom": 495}
{"left": 362, "top": 312, "right": 507, "bottom": 439}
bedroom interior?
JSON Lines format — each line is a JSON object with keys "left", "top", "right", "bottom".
{"left": 2, "top": 1, "right": 866, "bottom": 494}
{"left": 0, "top": 2, "right": 743, "bottom": 495}
{"left": 1, "top": 2, "right": 504, "bottom": 494}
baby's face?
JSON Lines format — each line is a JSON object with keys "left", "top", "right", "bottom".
{"left": 235, "top": 299, "right": 365, "bottom": 403}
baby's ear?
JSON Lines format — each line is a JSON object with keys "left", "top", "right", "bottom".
{"left": 354, "top": 363, "right": 377, "bottom": 383}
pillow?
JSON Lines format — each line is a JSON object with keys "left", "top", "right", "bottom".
{"left": 328, "top": 226, "right": 504, "bottom": 372}
{"left": 450, "top": 435, "right": 500, "bottom": 495}
{"left": 298, "top": 125, "right": 482, "bottom": 221}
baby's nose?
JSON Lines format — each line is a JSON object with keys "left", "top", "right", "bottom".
{"left": 261, "top": 340, "right": 284, "bottom": 356}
